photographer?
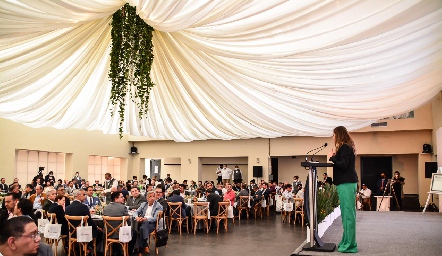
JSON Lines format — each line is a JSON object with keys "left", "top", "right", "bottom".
{"left": 391, "top": 171, "right": 405, "bottom": 210}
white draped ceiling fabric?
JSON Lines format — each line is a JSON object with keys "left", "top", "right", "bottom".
{"left": 0, "top": 0, "right": 441, "bottom": 142}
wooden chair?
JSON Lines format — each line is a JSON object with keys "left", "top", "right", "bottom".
{"left": 192, "top": 202, "right": 209, "bottom": 234}
{"left": 281, "top": 201, "right": 294, "bottom": 224}
{"left": 294, "top": 198, "right": 305, "bottom": 226}
{"left": 148, "top": 211, "right": 165, "bottom": 255}
{"left": 361, "top": 197, "right": 372, "bottom": 211}
{"left": 167, "top": 202, "right": 189, "bottom": 235}
{"left": 102, "top": 216, "right": 130, "bottom": 256}
{"left": 45, "top": 213, "right": 67, "bottom": 256}
{"left": 210, "top": 201, "right": 229, "bottom": 233}
{"left": 65, "top": 215, "right": 96, "bottom": 256}
{"left": 253, "top": 198, "right": 263, "bottom": 219}
{"left": 237, "top": 196, "right": 250, "bottom": 220}
{"left": 262, "top": 195, "right": 271, "bottom": 217}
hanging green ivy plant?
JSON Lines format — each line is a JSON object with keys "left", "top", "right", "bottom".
{"left": 109, "top": 3, "right": 155, "bottom": 138}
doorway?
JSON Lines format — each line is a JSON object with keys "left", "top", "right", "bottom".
{"left": 361, "top": 156, "right": 392, "bottom": 196}
{"left": 271, "top": 158, "right": 278, "bottom": 183}
{"left": 149, "top": 159, "right": 161, "bottom": 179}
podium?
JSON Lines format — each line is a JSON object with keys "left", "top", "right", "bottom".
{"left": 375, "top": 196, "right": 391, "bottom": 211}
{"left": 301, "top": 162, "right": 336, "bottom": 252}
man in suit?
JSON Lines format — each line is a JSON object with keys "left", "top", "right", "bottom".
{"left": 206, "top": 189, "right": 222, "bottom": 229}
{"left": 376, "top": 172, "right": 388, "bottom": 195}
{"left": 167, "top": 190, "right": 190, "bottom": 219}
{"left": 103, "top": 192, "right": 130, "bottom": 238}
{"left": 126, "top": 187, "right": 146, "bottom": 210}
{"left": 135, "top": 191, "right": 163, "bottom": 254}
{"left": 0, "top": 177, "right": 8, "bottom": 192}
{"left": 65, "top": 189, "right": 102, "bottom": 242}
{"left": 21, "top": 184, "right": 35, "bottom": 199}
{"left": 154, "top": 185, "right": 168, "bottom": 216}
{"left": 42, "top": 188, "right": 56, "bottom": 212}
{"left": 83, "top": 186, "right": 100, "bottom": 209}
{"left": 323, "top": 173, "right": 333, "bottom": 186}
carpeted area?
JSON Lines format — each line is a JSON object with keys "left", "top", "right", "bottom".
{"left": 296, "top": 211, "right": 442, "bottom": 256}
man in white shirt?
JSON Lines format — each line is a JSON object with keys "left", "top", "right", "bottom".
{"left": 221, "top": 164, "right": 233, "bottom": 186}
{"left": 281, "top": 184, "right": 294, "bottom": 203}
{"left": 358, "top": 184, "right": 372, "bottom": 211}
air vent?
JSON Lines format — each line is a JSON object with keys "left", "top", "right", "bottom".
{"left": 371, "top": 122, "right": 387, "bottom": 127}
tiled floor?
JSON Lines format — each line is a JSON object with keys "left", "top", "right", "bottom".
{"left": 53, "top": 211, "right": 308, "bottom": 255}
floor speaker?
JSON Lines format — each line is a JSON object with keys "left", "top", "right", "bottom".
{"left": 253, "top": 166, "right": 263, "bottom": 177}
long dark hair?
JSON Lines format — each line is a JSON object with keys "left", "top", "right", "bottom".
{"left": 333, "top": 126, "right": 356, "bottom": 154}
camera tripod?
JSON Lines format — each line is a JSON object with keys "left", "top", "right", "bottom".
{"left": 377, "top": 179, "right": 400, "bottom": 211}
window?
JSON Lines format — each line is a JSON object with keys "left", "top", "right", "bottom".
{"left": 88, "top": 156, "right": 121, "bottom": 183}
{"left": 15, "top": 150, "right": 65, "bottom": 184}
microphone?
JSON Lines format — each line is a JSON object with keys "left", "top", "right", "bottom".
{"left": 311, "top": 143, "right": 328, "bottom": 161}
{"left": 305, "top": 143, "right": 328, "bottom": 162}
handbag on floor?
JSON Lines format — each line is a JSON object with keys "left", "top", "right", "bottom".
{"left": 155, "top": 214, "right": 168, "bottom": 247}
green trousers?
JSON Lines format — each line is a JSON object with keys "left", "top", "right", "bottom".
{"left": 337, "top": 183, "right": 358, "bottom": 253}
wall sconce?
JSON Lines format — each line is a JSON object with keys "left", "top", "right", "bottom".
{"left": 188, "top": 158, "right": 191, "bottom": 164}
{"left": 256, "top": 158, "right": 260, "bottom": 163}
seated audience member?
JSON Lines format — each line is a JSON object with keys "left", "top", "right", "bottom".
{"left": 179, "top": 184, "right": 186, "bottom": 197}
{"left": 43, "top": 181, "right": 54, "bottom": 194}
{"left": 83, "top": 186, "right": 100, "bottom": 209}
{"left": 21, "top": 184, "right": 35, "bottom": 199}
{"left": 250, "top": 185, "right": 262, "bottom": 209}
{"left": 223, "top": 183, "right": 236, "bottom": 206}
{"left": 65, "top": 189, "right": 102, "bottom": 244}
{"left": 358, "top": 184, "right": 372, "bottom": 211}
{"left": 93, "top": 180, "right": 102, "bottom": 189}
{"left": 167, "top": 190, "right": 191, "bottom": 220}
{"left": 135, "top": 191, "right": 162, "bottom": 255}
{"left": 0, "top": 216, "right": 42, "bottom": 256}
{"left": 104, "top": 191, "right": 132, "bottom": 254}
{"left": 155, "top": 185, "right": 168, "bottom": 215}
{"left": 0, "top": 178, "right": 8, "bottom": 193}
{"left": 261, "top": 182, "right": 271, "bottom": 202}
{"left": 206, "top": 189, "right": 222, "bottom": 229}
{"left": 48, "top": 195, "right": 68, "bottom": 236}
{"left": 126, "top": 187, "right": 147, "bottom": 210}
{"left": 29, "top": 185, "right": 46, "bottom": 211}
{"left": 235, "top": 183, "right": 249, "bottom": 203}
{"left": 13, "top": 198, "right": 36, "bottom": 222}
{"left": 56, "top": 185, "right": 70, "bottom": 207}
{"left": 43, "top": 188, "right": 56, "bottom": 212}
{"left": 281, "top": 184, "right": 294, "bottom": 202}
{"left": 65, "top": 181, "right": 75, "bottom": 195}
{"left": 1, "top": 193, "right": 20, "bottom": 225}
{"left": 9, "top": 184, "right": 22, "bottom": 198}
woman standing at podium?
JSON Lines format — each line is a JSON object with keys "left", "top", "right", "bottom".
{"left": 329, "top": 126, "right": 359, "bottom": 253}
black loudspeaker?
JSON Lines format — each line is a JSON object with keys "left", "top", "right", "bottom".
{"left": 422, "top": 144, "right": 432, "bottom": 153}
{"left": 130, "top": 146, "right": 138, "bottom": 154}
{"left": 425, "top": 162, "right": 438, "bottom": 178}
{"left": 253, "top": 166, "right": 263, "bottom": 177}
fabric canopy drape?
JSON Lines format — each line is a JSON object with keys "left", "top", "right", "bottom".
{"left": 0, "top": 0, "right": 441, "bottom": 142}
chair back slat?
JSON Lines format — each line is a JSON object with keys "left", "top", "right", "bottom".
{"left": 168, "top": 202, "right": 183, "bottom": 219}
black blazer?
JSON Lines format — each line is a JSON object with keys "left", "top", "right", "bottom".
{"left": 65, "top": 200, "right": 97, "bottom": 236}
{"left": 329, "top": 143, "right": 358, "bottom": 185}
{"left": 48, "top": 203, "right": 68, "bottom": 235}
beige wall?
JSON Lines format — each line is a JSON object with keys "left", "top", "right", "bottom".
{"left": 0, "top": 118, "right": 130, "bottom": 182}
